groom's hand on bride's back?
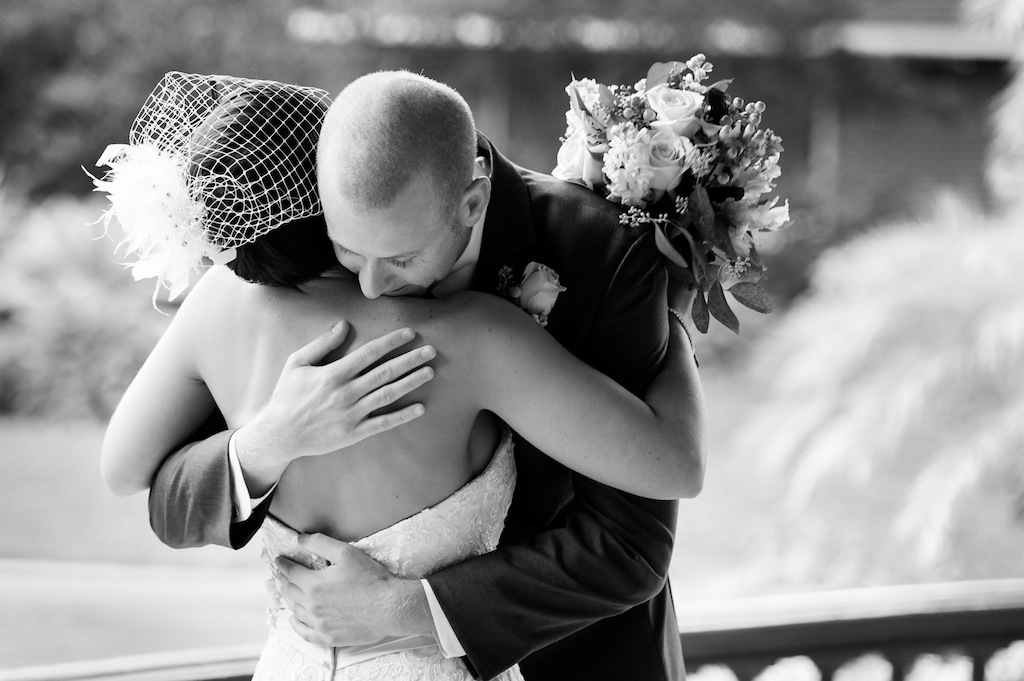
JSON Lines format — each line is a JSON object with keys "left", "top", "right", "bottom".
{"left": 232, "top": 321, "right": 437, "bottom": 493}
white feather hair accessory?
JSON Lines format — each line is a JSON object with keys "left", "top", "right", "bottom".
{"left": 90, "top": 71, "right": 332, "bottom": 302}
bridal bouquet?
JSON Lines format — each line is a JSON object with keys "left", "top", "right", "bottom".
{"left": 553, "top": 54, "right": 791, "bottom": 333}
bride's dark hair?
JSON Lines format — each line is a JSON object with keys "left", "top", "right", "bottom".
{"left": 188, "top": 83, "right": 337, "bottom": 288}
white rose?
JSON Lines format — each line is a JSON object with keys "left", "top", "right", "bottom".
{"left": 645, "top": 84, "right": 705, "bottom": 138}
{"left": 517, "top": 262, "right": 566, "bottom": 325}
{"left": 647, "top": 129, "right": 693, "bottom": 196}
{"left": 553, "top": 127, "right": 606, "bottom": 190}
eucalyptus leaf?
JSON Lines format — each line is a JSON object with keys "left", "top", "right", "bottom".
{"left": 691, "top": 287, "right": 710, "bottom": 333}
{"left": 707, "top": 78, "right": 733, "bottom": 92}
{"left": 674, "top": 227, "right": 708, "bottom": 284}
{"left": 666, "top": 220, "right": 686, "bottom": 239}
{"left": 728, "top": 281, "right": 774, "bottom": 313}
{"left": 690, "top": 186, "right": 716, "bottom": 242}
{"left": 654, "top": 223, "right": 691, "bottom": 270}
{"left": 572, "top": 85, "right": 594, "bottom": 117}
{"left": 674, "top": 210, "right": 694, "bottom": 233}
{"left": 646, "top": 62, "right": 684, "bottom": 88}
{"left": 709, "top": 280, "right": 740, "bottom": 333}
{"left": 666, "top": 261, "right": 697, "bottom": 288}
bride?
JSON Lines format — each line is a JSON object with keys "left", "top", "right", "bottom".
{"left": 97, "top": 72, "right": 705, "bottom": 680}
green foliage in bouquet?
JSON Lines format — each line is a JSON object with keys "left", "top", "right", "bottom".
{"left": 554, "top": 54, "right": 791, "bottom": 333}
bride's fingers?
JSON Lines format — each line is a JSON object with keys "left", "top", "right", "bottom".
{"left": 347, "top": 344, "right": 436, "bottom": 399}
{"left": 329, "top": 327, "right": 417, "bottom": 379}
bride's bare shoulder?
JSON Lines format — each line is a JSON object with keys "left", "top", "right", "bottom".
{"left": 416, "top": 291, "right": 531, "bottom": 345}
{"left": 180, "top": 265, "right": 243, "bottom": 302}
{"left": 168, "top": 265, "right": 252, "bottom": 329}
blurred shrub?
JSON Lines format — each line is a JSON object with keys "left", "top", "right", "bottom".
{"left": 0, "top": 189, "right": 169, "bottom": 419}
{"left": 733, "top": 192, "right": 1024, "bottom": 563}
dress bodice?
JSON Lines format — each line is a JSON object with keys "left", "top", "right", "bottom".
{"left": 253, "top": 430, "right": 522, "bottom": 681}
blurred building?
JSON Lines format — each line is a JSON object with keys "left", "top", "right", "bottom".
{"left": 808, "top": 0, "right": 1018, "bottom": 215}
{"left": 284, "top": 0, "right": 1017, "bottom": 227}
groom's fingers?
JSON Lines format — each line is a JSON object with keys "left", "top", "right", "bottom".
{"left": 363, "top": 366, "right": 435, "bottom": 411}
{"left": 275, "top": 555, "right": 313, "bottom": 591}
{"left": 353, "top": 367, "right": 433, "bottom": 417}
{"left": 353, "top": 403, "right": 429, "bottom": 439}
{"left": 276, "top": 580, "right": 307, "bottom": 614}
{"left": 289, "top": 614, "right": 328, "bottom": 646}
{"left": 347, "top": 344, "right": 437, "bottom": 399}
{"left": 328, "top": 327, "right": 418, "bottom": 379}
{"left": 284, "top": 319, "right": 350, "bottom": 368}
{"left": 298, "top": 532, "right": 352, "bottom": 564}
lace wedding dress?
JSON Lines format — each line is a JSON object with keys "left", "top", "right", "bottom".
{"left": 252, "top": 430, "right": 523, "bottom": 681}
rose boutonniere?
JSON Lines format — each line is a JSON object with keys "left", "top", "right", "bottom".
{"left": 497, "top": 262, "right": 566, "bottom": 327}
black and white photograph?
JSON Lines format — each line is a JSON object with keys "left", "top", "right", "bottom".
{"left": 1, "top": 1, "right": 1023, "bottom": 679}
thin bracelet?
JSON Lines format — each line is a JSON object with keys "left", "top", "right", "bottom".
{"left": 667, "top": 307, "right": 699, "bottom": 367}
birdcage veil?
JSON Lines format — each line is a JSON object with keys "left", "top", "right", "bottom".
{"left": 90, "top": 71, "right": 332, "bottom": 301}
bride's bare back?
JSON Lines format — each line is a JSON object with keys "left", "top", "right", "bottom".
{"left": 179, "top": 266, "right": 502, "bottom": 541}
{"left": 102, "top": 261, "right": 701, "bottom": 537}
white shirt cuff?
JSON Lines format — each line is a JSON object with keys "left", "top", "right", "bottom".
{"left": 421, "top": 579, "right": 467, "bottom": 658}
{"left": 228, "top": 431, "right": 275, "bottom": 522}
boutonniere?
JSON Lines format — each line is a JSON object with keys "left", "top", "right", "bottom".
{"left": 497, "top": 261, "right": 567, "bottom": 327}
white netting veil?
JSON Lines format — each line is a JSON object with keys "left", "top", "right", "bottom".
{"left": 90, "top": 71, "right": 332, "bottom": 301}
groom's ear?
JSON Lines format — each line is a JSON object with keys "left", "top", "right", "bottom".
{"left": 461, "top": 176, "right": 491, "bottom": 228}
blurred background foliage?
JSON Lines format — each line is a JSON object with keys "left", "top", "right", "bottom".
{"left": 0, "top": 0, "right": 865, "bottom": 418}
{"left": 2, "top": 0, "right": 850, "bottom": 198}
{"left": 1, "top": 0, "right": 1022, "bottom": 602}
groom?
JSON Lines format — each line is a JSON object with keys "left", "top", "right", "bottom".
{"left": 148, "top": 71, "right": 705, "bottom": 681}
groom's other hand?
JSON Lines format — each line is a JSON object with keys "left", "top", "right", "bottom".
{"left": 275, "top": 533, "right": 434, "bottom": 647}
{"left": 233, "top": 321, "right": 437, "bottom": 495}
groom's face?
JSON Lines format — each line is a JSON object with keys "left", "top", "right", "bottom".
{"left": 323, "top": 172, "right": 466, "bottom": 299}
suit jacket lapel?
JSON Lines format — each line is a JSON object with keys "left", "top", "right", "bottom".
{"left": 471, "top": 132, "right": 536, "bottom": 294}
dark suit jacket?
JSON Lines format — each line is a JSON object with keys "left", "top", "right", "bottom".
{"left": 148, "top": 134, "right": 684, "bottom": 681}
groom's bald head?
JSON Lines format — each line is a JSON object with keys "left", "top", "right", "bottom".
{"left": 317, "top": 71, "right": 478, "bottom": 221}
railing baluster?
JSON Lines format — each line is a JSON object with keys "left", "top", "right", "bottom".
{"left": 678, "top": 580, "right": 1024, "bottom": 680}
{"left": 729, "top": 660, "right": 767, "bottom": 681}
{"left": 969, "top": 644, "right": 1000, "bottom": 681}
{"left": 817, "top": 660, "right": 838, "bottom": 681}
{"left": 887, "top": 651, "right": 913, "bottom": 681}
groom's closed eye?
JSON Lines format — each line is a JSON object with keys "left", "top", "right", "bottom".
{"left": 336, "top": 245, "right": 416, "bottom": 269}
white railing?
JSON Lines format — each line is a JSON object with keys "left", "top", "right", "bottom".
{"left": 677, "top": 579, "right": 1024, "bottom": 680}
{"left": 3, "top": 580, "right": 1023, "bottom": 681}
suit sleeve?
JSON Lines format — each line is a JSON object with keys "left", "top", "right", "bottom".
{"left": 426, "top": 230, "right": 677, "bottom": 680}
{"left": 147, "top": 411, "right": 271, "bottom": 550}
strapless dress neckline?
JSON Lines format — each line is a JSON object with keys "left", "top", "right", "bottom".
{"left": 252, "top": 429, "right": 523, "bottom": 681}
{"left": 262, "top": 427, "right": 515, "bottom": 570}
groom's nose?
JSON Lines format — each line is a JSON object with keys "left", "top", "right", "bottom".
{"left": 359, "top": 260, "right": 391, "bottom": 299}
